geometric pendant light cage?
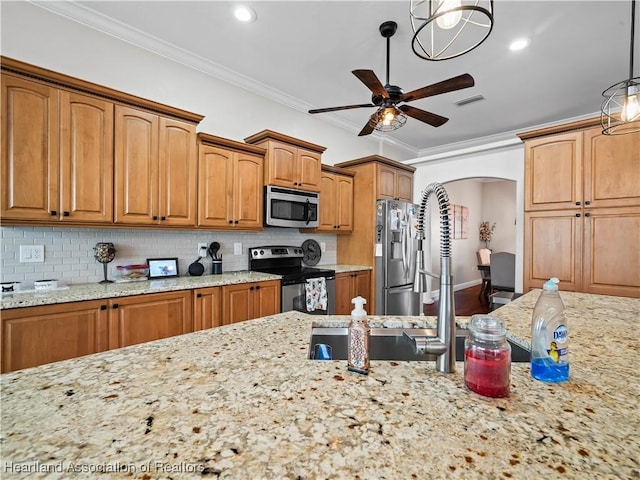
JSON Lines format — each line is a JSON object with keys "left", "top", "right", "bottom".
{"left": 410, "top": 0, "right": 494, "bottom": 61}
{"left": 601, "top": 0, "right": 640, "bottom": 135}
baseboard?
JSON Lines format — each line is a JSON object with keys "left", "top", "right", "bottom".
{"left": 424, "top": 279, "right": 482, "bottom": 302}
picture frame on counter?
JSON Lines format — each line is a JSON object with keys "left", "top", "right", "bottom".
{"left": 146, "top": 258, "right": 179, "bottom": 279}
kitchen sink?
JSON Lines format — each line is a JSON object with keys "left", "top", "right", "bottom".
{"left": 308, "top": 327, "right": 530, "bottom": 362}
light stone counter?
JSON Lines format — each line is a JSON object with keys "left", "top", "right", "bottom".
{"left": 0, "top": 272, "right": 280, "bottom": 310}
{"left": 320, "top": 264, "right": 372, "bottom": 274}
{"left": 1, "top": 291, "right": 638, "bottom": 479}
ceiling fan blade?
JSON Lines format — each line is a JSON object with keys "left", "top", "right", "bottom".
{"left": 401, "top": 73, "right": 475, "bottom": 103}
{"left": 352, "top": 70, "right": 389, "bottom": 98}
{"left": 309, "top": 103, "right": 376, "bottom": 114}
{"left": 358, "top": 117, "right": 376, "bottom": 136}
{"left": 399, "top": 105, "right": 449, "bottom": 127}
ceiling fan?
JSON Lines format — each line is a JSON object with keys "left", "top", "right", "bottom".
{"left": 308, "top": 20, "right": 475, "bottom": 136}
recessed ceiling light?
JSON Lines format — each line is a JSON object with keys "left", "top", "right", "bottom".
{"left": 509, "top": 38, "right": 530, "bottom": 51}
{"left": 234, "top": 5, "right": 257, "bottom": 23}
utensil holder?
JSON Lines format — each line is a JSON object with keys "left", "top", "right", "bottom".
{"left": 212, "top": 260, "right": 222, "bottom": 275}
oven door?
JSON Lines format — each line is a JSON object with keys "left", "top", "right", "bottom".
{"left": 282, "top": 277, "right": 335, "bottom": 315}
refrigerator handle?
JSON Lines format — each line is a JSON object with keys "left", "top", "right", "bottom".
{"left": 402, "top": 220, "right": 409, "bottom": 276}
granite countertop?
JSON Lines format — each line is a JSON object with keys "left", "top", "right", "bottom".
{"left": 0, "top": 265, "right": 368, "bottom": 310}
{"left": 1, "top": 291, "right": 638, "bottom": 478}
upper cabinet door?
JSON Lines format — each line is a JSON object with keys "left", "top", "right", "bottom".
{"left": 396, "top": 170, "right": 414, "bottom": 202}
{"left": 1, "top": 75, "right": 60, "bottom": 220}
{"left": 114, "top": 105, "right": 159, "bottom": 224}
{"left": 198, "top": 144, "right": 234, "bottom": 227}
{"left": 59, "top": 91, "right": 114, "bottom": 223}
{"left": 297, "top": 148, "right": 322, "bottom": 192}
{"left": 234, "top": 152, "right": 263, "bottom": 229}
{"left": 159, "top": 117, "right": 197, "bottom": 226}
{"left": 377, "top": 164, "right": 397, "bottom": 200}
{"left": 268, "top": 142, "right": 297, "bottom": 188}
{"left": 336, "top": 174, "right": 354, "bottom": 231}
{"left": 318, "top": 172, "right": 337, "bottom": 230}
{"left": 583, "top": 127, "right": 640, "bottom": 209}
{"left": 524, "top": 132, "right": 583, "bottom": 211}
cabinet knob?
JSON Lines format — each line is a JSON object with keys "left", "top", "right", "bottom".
{"left": 585, "top": 201, "right": 591, "bottom": 206}
{"left": 256, "top": 285, "right": 260, "bottom": 290}
{"left": 585, "top": 213, "right": 591, "bottom": 218}
{"left": 161, "top": 216, "right": 166, "bottom": 221}
{"left": 576, "top": 202, "right": 581, "bottom": 206}
{"left": 50, "top": 211, "right": 57, "bottom": 216}
{"left": 575, "top": 213, "right": 581, "bottom": 218}
{"left": 249, "top": 286, "right": 255, "bottom": 291}
{"left": 197, "top": 293, "right": 202, "bottom": 298}
{"left": 234, "top": 220, "right": 239, "bottom": 224}
{"left": 100, "top": 305, "right": 107, "bottom": 311}
{"left": 112, "top": 303, "right": 119, "bottom": 309}
{"left": 63, "top": 211, "right": 70, "bottom": 217}
{"left": 152, "top": 216, "right": 158, "bottom": 221}
{"left": 228, "top": 220, "right": 233, "bottom": 224}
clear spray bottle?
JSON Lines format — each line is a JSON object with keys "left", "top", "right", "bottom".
{"left": 347, "top": 296, "right": 370, "bottom": 375}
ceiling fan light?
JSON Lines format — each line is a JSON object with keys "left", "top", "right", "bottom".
{"left": 373, "top": 107, "right": 407, "bottom": 132}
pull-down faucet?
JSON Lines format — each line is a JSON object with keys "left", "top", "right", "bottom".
{"left": 406, "top": 182, "right": 456, "bottom": 373}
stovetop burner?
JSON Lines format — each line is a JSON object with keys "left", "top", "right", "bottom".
{"left": 248, "top": 245, "right": 335, "bottom": 285}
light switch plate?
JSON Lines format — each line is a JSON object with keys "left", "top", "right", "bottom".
{"left": 234, "top": 243, "right": 242, "bottom": 255}
{"left": 20, "top": 245, "right": 45, "bottom": 263}
{"left": 320, "top": 242, "right": 326, "bottom": 252}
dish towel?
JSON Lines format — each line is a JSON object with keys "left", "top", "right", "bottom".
{"left": 305, "top": 277, "right": 328, "bottom": 312}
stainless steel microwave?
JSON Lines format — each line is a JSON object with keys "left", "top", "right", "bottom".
{"left": 264, "top": 185, "right": 319, "bottom": 228}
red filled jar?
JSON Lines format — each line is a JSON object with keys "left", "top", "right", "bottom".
{"left": 464, "top": 315, "right": 511, "bottom": 398}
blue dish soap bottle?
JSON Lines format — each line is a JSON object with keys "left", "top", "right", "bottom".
{"left": 530, "top": 278, "right": 569, "bottom": 383}
{"left": 347, "top": 296, "right": 370, "bottom": 375}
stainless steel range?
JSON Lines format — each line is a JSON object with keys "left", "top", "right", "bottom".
{"left": 249, "top": 246, "right": 336, "bottom": 315}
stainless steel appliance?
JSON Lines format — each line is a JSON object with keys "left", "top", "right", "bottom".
{"left": 249, "top": 246, "right": 335, "bottom": 315}
{"left": 264, "top": 186, "right": 319, "bottom": 228}
{"left": 375, "top": 199, "right": 421, "bottom": 315}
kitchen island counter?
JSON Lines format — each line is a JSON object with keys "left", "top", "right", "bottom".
{"left": 1, "top": 291, "right": 638, "bottom": 478}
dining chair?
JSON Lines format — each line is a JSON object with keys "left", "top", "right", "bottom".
{"left": 489, "top": 252, "right": 516, "bottom": 308}
{"left": 476, "top": 248, "right": 492, "bottom": 304}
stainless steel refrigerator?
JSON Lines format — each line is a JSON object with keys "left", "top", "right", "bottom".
{"left": 374, "top": 199, "right": 421, "bottom": 316}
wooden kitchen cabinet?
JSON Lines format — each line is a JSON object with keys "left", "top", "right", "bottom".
{"left": 1, "top": 74, "right": 113, "bottom": 223}
{"left": 335, "top": 270, "right": 371, "bottom": 314}
{"left": 334, "top": 156, "right": 415, "bottom": 311}
{"left": 1, "top": 57, "right": 204, "bottom": 228}
{"left": 0, "top": 300, "right": 109, "bottom": 373}
{"left": 244, "top": 130, "right": 325, "bottom": 192}
{"left": 193, "top": 286, "right": 223, "bottom": 330}
{"left": 114, "top": 105, "right": 197, "bottom": 227}
{"left": 197, "top": 133, "right": 265, "bottom": 230}
{"left": 222, "top": 280, "right": 280, "bottom": 325}
{"left": 377, "top": 163, "right": 414, "bottom": 202}
{"left": 520, "top": 120, "right": 640, "bottom": 297}
{"left": 524, "top": 127, "right": 639, "bottom": 211}
{"left": 108, "top": 290, "right": 192, "bottom": 348}
{"left": 303, "top": 165, "right": 354, "bottom": 233}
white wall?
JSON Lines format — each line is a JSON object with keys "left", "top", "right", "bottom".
{"left": 482, "top": 181, "right": 518, "bottom": 254}
{"left": 411, "top": 144, "right": 525, "bottom": 294}
{"left": 0, "top": 1, "right": 414, "bottom": 164}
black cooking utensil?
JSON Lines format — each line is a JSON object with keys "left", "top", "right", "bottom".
{"left": 188, "top": 257, "right": 205, "bottom": 276}
{"left": 208, "top": 242, "right": 220, "bottom": 260}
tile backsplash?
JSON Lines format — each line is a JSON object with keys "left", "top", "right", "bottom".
{"left": 0, "top": 226, "right": 336, "bottom": 286}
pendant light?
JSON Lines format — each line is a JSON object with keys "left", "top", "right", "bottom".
{"left": 410, "top": 0, "right": 494, "bottom": 61}
{"left": 601, "top": 0, "right": 640, "bottom": 135}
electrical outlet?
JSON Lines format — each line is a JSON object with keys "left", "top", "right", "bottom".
{"left": 20, "top": 245, "right": 45, "bottom": 263}
{"left": 320, "top": 241, "right": 326, "bottom": 252}
{"left": 234, "top": 243, "right": 242, "bottom": 255}
{"left": 197, "top": 243, "right": 208, "bottom": 257}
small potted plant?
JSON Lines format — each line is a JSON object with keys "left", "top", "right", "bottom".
{"left": 479, "top": 221, "right": 496, "bottom": 249}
